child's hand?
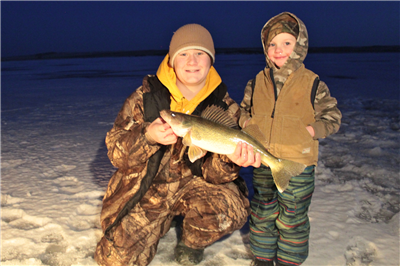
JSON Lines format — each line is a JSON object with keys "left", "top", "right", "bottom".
{"left": 227, "top": 142, "right": 262, "bottom": 168}
{"left": 306, "top": 126, "right": 315, "bottom": 137}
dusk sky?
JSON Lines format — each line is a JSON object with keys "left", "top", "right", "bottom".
{"left": 2, "top": 1, "right": 399, "bottom": 57}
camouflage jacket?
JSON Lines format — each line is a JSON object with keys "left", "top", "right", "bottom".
{"left": 99, "top": 75, "right": 242, "bottom": 234}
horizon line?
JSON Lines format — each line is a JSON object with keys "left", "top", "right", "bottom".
{"left": 2, "top": 45, "right": 399, "bottom": 62}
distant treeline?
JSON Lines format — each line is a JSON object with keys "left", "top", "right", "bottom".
{"left": 2, "top": 45, "right": 399, "bottom": 62}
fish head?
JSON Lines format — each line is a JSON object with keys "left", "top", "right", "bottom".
{"left": 159, "top": 109, "right": 192, "bottom": 137}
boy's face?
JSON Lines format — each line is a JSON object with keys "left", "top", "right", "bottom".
{"left": 173, "top": 49, "right": 211, "bottom": 89}
{"left": 267, "top": 33, "right": 296, "bottom": 68}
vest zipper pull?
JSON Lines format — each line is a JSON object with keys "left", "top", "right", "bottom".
{"left": 271, "top": 101, "right": 277, "bottom": 118}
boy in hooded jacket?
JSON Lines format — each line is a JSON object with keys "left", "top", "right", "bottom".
{"left": 238, "top": 12, "right": 342, "bottom": 266}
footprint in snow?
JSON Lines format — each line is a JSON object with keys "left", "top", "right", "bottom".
{"left": 1, "top": 159, "right": 26, "bottom": 169}
{"left": 67, "top": 203, "right": 102, "bottom": 230}
{"left": 344, "top": 236, "right": 377, "bottom": 266}
{"left": 53, "top": 176, "right": 85, "bottom": 194}
{"left": 1, "top": 193, "right": 25, "bottom": 206}
{"left": 41, "top": 232, "right": 64, "bottom": 244}
{"left": 40, "top": 164, "right": 77, "bottom": 179}
{"left": 2, "top": 208, "right": 52, "bottom": 230}
{"left": 75, "top": 203, "right": 101, "bottom": 216}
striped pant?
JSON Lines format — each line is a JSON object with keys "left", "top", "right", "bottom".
{"left": 250, "top": 165, "right": 315, "bottom": 266}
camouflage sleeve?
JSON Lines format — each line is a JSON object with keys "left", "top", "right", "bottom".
{"left": 238, "top": 79, "right": 255, "bottom": 128}
{"left": 310, "top": 80, "right": 342, "bottom": 139}
{"left": 105, "top": 86, "right": 161, "bottom": 169}
{"left": 201, "top": 92, "right": 241, "bottom": 184}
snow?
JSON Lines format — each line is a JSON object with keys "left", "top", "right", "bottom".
{"left": 1, "top": 53, "right": 399, "bottom": 266}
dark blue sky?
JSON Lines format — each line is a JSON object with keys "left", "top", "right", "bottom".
{"left": 2, "top": 1, "right": 399, "bottom": 57}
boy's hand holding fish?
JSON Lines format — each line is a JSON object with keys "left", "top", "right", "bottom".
{"left": 146, "top": 117, "right": 178, "bottom": 145}
{"left": 227, "top": 141, "right": 261, "bottom": 168}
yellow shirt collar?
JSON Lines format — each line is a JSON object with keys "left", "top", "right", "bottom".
{"left": 156, "top": 54, "right": 222, "bottom": 114}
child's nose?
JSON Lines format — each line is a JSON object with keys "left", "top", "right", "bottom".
{"left": 275, "top": 45, "right": 283, "bottom": 53}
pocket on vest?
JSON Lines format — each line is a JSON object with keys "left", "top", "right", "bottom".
{"left": 278, "top": 116, "right": 315, "bottom": 159}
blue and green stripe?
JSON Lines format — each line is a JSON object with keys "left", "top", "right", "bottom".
{"left": 249, "top": 165, "right": 315, "bottom": 266}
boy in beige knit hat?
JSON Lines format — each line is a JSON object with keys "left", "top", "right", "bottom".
{"left": 94, "top": 23, "right": 252, "bottom": 266}
{"left": 168, "top": 23, "right": 215, "bottom": 68}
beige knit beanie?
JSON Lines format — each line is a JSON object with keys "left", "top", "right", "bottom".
{"left": 169, "top": 23, "right": 215, "bottom": 68}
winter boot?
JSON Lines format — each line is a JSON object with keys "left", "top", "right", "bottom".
{"left": 174, "top": 241, "right": 204, "bottom": 265}
{"left": 250, "top": 258, "right": 274, "bottom": 266}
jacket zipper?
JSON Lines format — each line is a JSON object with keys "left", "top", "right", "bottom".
{"left": 267, "top": 68, "right": 277, "bottom": 149}
{"left": 270, "top": 68, "right": 278, "bottom": 119}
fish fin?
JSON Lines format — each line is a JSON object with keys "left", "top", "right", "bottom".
{"left": 176, "top": 134, "right": 192, "bottom": 164}
{"left": 182, "top": 133, "right": 192, "bottom": 147}
{"left": 242, "top": 124, "right": 268, "bottom": 149}
{"left": 269, "top": 159, "right": 306, "bottom": 193}
{"left": 173, "top": 144, "right": 187, "bottom": 165}
{"left": 182, "top": 132, "right": 207, "bottom": 163}
{"left": 201, "top": 105, "right": 238, "bottom": 129}
{"left": 188, "top": 145, "right": 207, "bottom": 163}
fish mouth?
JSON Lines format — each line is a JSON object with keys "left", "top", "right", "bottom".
{"left": 160, "top": 109, "right": 179, "bottom": 124}
{"left": 159, "top": 110, "right": 170, "bottom": 121}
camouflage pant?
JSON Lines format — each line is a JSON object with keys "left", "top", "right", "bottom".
{"left": 95, "top": 177, "right": 250, "bottom": 266}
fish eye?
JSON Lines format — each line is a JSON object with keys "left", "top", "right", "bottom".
{"left": 171, "top": 113, "right": 175, "bottom": 117}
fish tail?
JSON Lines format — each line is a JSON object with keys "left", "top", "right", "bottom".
{"left": 269, "top": 159, "right": 306, "bottom": 193}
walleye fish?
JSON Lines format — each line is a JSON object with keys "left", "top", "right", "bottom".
{"left": 160, "top": 105, "right": 306, "bottom": 192}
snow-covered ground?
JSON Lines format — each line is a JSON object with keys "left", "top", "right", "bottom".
{"left": 1, "top": 53, "right": 399, "bottom": 266}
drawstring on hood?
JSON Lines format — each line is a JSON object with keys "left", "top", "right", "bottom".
{"left": 261, "top": 12, "right": 309, "bottom": 96}
{"left": 156, "top": 54, "right": 222, "bottom": 114}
